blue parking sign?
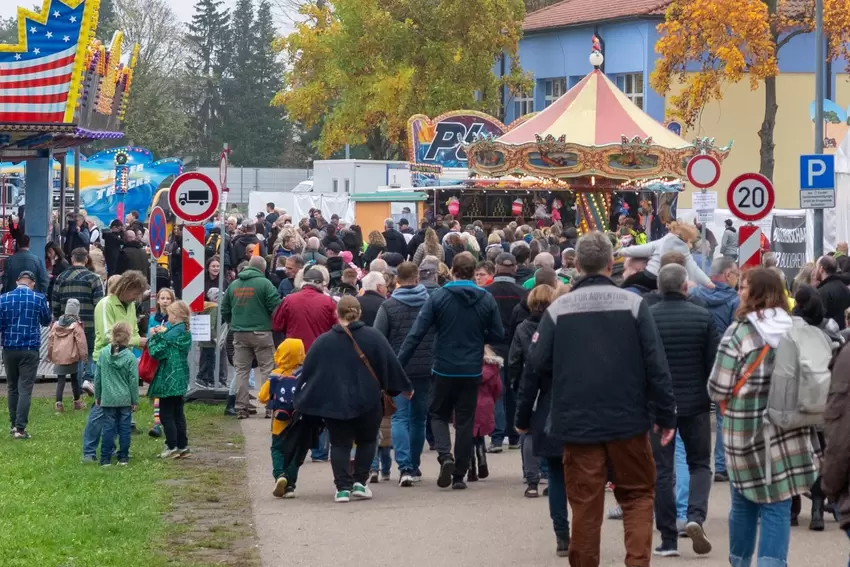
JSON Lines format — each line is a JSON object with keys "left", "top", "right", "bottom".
{"left": 800, "top": 154, "right": 835, "bottom": 189}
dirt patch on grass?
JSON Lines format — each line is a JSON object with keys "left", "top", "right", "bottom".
{"left": 162, "top": 410, "right": 260, "bottom": 567}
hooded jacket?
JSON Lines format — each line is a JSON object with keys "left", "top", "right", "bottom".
{"left": 295, "top": 321, "right": 412, "bottom": 420}
{"left": 474, "top": 354, "right": 503, "bottom": 437}
{"left": 720, "top": 226, "right": 738, "bottom": 257}
{"left": 485, "top": 275, "right": 527, "bottom": 358}
{"left": 94, "top": 345, "right": 139, "bottom": 407}
{"left": 650, "top": 292, "right": 720, "bottom": 416}
{"left": 374, "top": 284, "right": 436, "bottom": 379}
{"left": 272, "top": 286, "right": 337, "bottom": 351}
{"left": 515, "top": 265, "right": 535, "bottom": 286}
{"left": 528, "top": 275, "right": 676, "bottom": 444}
{"left": 48, "top": 315, "right": 88, "bottom": 366}
{"left": 259, "top": 338, "right": 307, "bottom": 435}
{"left": 691, "top": 282, "right": 740, "bottom": 333}
{"left": 221, "top": 266, "right": 281, "bottom": 332}
{"left": 383, "top": 229, "right": 408, "bottom": 258}
{"left": 230, "top": 233, "right": 263, "bottom": 268}
{"left": 398, "top": 280, "right": 504, "bottom": 377}
{"left": 407, "top": 229, "right": 427, "bottom": 260}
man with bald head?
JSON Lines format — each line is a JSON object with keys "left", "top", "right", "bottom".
{"left": 222, "top": 255, "right": 282, "bottom": 419}
{"left": 116, "top": 229, "right": 149, "bottom": 276}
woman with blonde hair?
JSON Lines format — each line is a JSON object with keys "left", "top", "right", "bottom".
{"left": 363, "top": 230, "right": 387, "bottom": 266}
{"left": 412, "top": 228, "right": 444, "bottom": 265}
{"left": 619, "top": 220, "right": 711, "bottom": 289}
{"left": 708, "top": 268, "right": 820, "bottom": 566}
{"left": 295, "top": 296, "right": 412, "bottom": 502}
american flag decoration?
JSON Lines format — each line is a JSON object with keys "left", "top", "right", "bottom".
{"left": 0, "top": 0, "right": 138, "bottom": 130}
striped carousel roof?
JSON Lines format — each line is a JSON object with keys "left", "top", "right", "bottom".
{"left": 498, "top": 69, "right": 690, "bottom": 149}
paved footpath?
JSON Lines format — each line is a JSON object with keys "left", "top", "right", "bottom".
{"left": 242, "top": 419, "right": 847, "bottom": 566}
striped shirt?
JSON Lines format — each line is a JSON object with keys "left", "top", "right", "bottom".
{"left": 0, "top": 286, "right": 52, "bottom": 350}
{"left": 51, "top": 267, "right": 104, "bottom": 332}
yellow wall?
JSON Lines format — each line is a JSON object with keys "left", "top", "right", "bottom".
{"left": 354, "top": 202, "right": 391, "bottom": 236}
{"left": 668, "top": 73, "right": 819, "bottom": 210}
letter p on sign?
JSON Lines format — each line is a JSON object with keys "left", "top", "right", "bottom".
{"left": 800, "top": 154, "right": 835, "bottom": 190}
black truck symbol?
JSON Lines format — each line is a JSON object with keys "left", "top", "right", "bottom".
{"left": 179, "top": 190, "right": 208, "bottom": 207}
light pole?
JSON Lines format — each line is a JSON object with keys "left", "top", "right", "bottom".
{"left": 813, "top": 0, "right": 825, "bottom": 258}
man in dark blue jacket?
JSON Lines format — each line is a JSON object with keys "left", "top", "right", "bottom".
{"left": 529, "top": 232, "right": 675, "bottom": 567}
{"left": 374, "top": 261, "right": 437, "bottom": 487}
{"left": 398, "top": 252, "right": 503, "bottom": 490}
{"left": 2, "top": 235, "right": 49, "bottom": 294}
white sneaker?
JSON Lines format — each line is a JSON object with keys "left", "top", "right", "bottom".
{"left": 159, "top": 448, "right": 177, "bottom": 459}
{"left": 351, "top": 482, "right": 373, "bottom": 499}
{"left": 82, "top": 380, "right": 95, "bottom": 396}
{"left": 399, "top": 474, "right": 414, "bottom": 487}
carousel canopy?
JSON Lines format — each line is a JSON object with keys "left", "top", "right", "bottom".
{"left": 466, "top": 65, "right": 730, "bottom": 187}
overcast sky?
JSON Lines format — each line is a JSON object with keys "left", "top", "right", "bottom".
{"left": 2, "top": 1, "right": 296, "bottom": 33}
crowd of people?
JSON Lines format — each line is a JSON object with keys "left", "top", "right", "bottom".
{"left": 4, "top": 201, "right": 850, "bottom": 566}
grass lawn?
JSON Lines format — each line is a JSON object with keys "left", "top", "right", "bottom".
{"left": 0, "top": 397, "right": 259, "bottom": 567}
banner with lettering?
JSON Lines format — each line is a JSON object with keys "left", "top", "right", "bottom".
{"left": 771, "top": 214, "right": 807, "bottom": 285}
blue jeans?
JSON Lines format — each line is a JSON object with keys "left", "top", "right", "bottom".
{"left": 545, "top": 456, "right": 569, "bottom": 537}
{"left": 490, "top": 367, "right": 518, "bottom": 446}
{"left": 81, "top": 363, "right": 103, "bottom": 459}
{"left": 100, "top": 406, "right": 132, "bottom": 464}
{"left": 675, "top": 432, "right": 690, "bottom": 521}
{"left": 80, "top": 329, "right": 95, "bottom": 383}
{"left": 729, "top": 486, "right": 792, "bottom": 567}
{"left": 371, "top": 446, "right": 392, "bottom": 475}
{"left": 391, "top": 376, "right": 430, "bottom": 473}
{"left": 311, "top": 429, "right": 329, "bottom": 461}
{"left": 715, "top": 405, "right": 726, "bottom": 474}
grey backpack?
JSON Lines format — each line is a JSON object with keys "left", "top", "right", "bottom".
{"left": 766, "top": 317, "right": 833, "bottom": 430}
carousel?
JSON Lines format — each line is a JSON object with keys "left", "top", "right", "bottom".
{"left": 457, "top": 38, "right": 732, "bottom": 238}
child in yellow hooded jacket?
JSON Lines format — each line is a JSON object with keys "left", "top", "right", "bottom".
{"left": 258, "top": 338, "right": 306, "bottom": 498}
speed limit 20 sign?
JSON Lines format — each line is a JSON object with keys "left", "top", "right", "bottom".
{"left": 727, "top": 172, "right": 775, "bottom": 222}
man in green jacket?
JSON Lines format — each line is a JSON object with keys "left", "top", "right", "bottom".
{"left": 222, "top": 256, "right": 281, "bottom": 418}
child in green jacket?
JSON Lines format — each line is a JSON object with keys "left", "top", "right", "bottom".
{"left": 148, "top": 300, "right": 193, "bottom": 459}
{"left": 95, "top": 322, "right": 139, "bottom": 467}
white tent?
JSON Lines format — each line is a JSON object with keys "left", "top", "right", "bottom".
{"left": 833, "top": 131, "right": 850, "bottom": 248}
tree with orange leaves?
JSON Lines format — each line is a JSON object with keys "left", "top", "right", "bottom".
{"left": 651, "top": 0, "right": 850, "bottom": 180}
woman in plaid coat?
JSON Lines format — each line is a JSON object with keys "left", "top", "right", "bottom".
{"left": 708, "top": 268, "right": 820, "bottom": 567}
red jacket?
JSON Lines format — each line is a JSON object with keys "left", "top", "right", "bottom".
{"left": 474, "top": 357, "right": 504, "bottom": 437}
{"left": 272, "top": 286, "right": 337, "bottom": 351}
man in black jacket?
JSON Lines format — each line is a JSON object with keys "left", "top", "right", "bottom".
{"left": 382, "top": 218, "right": 408, "bottom": 257}
{"left": 406, "top": 219, "right": 429, "bottom": 260}
{"left": 116, "top": 229, "right": 149, "bottom": 277}
{"left": 102, "top": 220, "right": 125, "bottom": 276}
{"left": 649, "top": 264, "right": 719, "bottom": 557}
{"left": 374, "top": 262, "right": 437, "bottom": 486}
{"left": 399, "top": 252, "right": 504, "bottom": 490}
{"left": 484, "top": 252, "right": 527, "bottom": 452}
{"left": 357, "top": 271, "right": 387, "bottom": 326}
{"left": 529, "top": 232, "right": 675, "bottom": 567}
{"left": 62, "top": 213, "right": 90, "bottom": 260}
{"left": 815, "top": 255, "right": 850, "bottom": 329}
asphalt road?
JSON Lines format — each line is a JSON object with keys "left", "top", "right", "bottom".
{"left": 241, "top": 418, "right": 848, "bottom": 566}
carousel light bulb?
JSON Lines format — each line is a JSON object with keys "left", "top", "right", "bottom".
{"left": 589, "top": 51, "right": 604, "bottom": 68}
{"left": 591, "top": 175, "right": 596, "bottom": 186}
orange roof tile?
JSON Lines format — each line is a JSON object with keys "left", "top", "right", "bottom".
{"left": 524, "top": 0, "right": 672, "bottom": 32}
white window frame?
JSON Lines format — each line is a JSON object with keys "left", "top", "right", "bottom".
{"left": 619, "top": 72, "right": 644, "bottom": 110}
{"left": 514, "top": 91, "right": 534, "bottom": 117}
{"left": 544, "top": 78, "right": 567, "bottom": 108}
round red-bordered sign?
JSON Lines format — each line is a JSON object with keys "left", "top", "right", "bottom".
{"left": 148, "top": 206, "right": 168, "bottom": 259}
{"left": 727, "top": 172, "right": 775, "bottom": 222}
{"left": 686, "top": 155, "right": 721, "bottom": 189}
{"left": 169, "top": 172, "right": 220, "bottom": 223}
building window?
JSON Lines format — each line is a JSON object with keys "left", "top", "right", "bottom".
{"left": 568, "top": 75, "right": 582, "bottom": 89}
{"left": 544, "top": 78, "right": 567, "bottom": 107}
{"left": 514, "top": 91, "right": 534, "bottom": 117}
{"left": 616, "top": 73, "right": 644, "bottom": 110}
{"left": 344, "top": 179, "right": 350, "bottom": 193}
{"left": 332, "top": 179, "right": 338, "bottom": 193}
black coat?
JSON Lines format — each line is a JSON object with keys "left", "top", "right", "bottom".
{"left": 231, "top": 234, "right": 263, "bottom": 268}
{"left": 528, "top": 276, "right": 676, "bottom": 444}
{"left": 485, "top": 276, "right": 527, "bottom": 357}
{"left": 383, "top": 229, "right": 408, "bottom": 258}
{"left": 102, "top": 230, "right": 124, "bottom": 275}
{"left": 295, "top": 322, "right": 412, "bottom": 420}
{"left": 357, "top": 290, "right": 386, "bottom": 327}
{"left": 116, "top": 241, "right": 149, "bottom": 277}
{"left": 818, "top": 275, "right": 850, "bottom": 330}
{"left": 643, "top": 289, "right": 706, "bottom": 309}
{"left": 513, "top": 314, "right": 560, "bottom": 458}
{"left": 373, "top": 285, "right": 436, "bottom": 379}
{"left": 407, "top": 230, "right": 427, "bottom": 260}
{"left": 650, "top": 293, "right": 720, "bottom": 417}
{"left": 362, "top": 245, "right": 385, "bottom": 267}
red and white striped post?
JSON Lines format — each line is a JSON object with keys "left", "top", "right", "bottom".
{"left": 738, "top": 224, "right": 763, "bottom": 270}
{"left": 181, "top": 225, "right": 207, "bottom": 312}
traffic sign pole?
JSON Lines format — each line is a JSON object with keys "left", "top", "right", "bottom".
{"left": 688, "top": 155, "right": 722, "bottom": 261}
{"left": 213, "top": 144, "right": 230, "bottom": 391}
{"left": 814, "top": 0, "right": 825, "bottom": 258}
{"left": 147, "top": 206, "right": 168, "bottom": 317}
